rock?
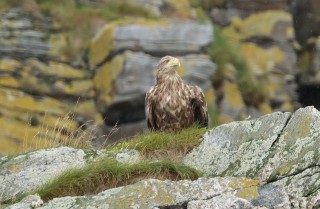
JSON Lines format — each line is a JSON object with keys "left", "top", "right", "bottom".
{"left": 93, "top": 51, "right": 216, "bottom": 136}
{"left": 188, "top": 193, "right": 255, "bottom": 209}
{"left": 0, "top": 8, "right": 51, "bottom": 60}
{"left": 0, "top": 147, "right": 88, "bottom": 202}
{"left": 76, "top": 0, "right": 164, "bottom": 16}
{"left": 89, "top": 19, "right": 213, "bottom": 68}
{"left": 227, "top": 0, "right": 289, "bottom": 18}
{"left": 115, "top": 149, "right": 141, "bottom": 164}
{"left": 184, "top": 110, "right": 291, "bottom": 177}
{"left": 184, "top": 106, "right": 320, "bottom": 201}
{"left": 5, "top": 194, "right": 43, "bottom": 209}
{"left": 8, "top": 177, "right": 293, "bottom": 208}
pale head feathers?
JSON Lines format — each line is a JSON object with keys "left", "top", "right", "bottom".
{"left": 156, "top": 56, "right": 181, "bottom": 83}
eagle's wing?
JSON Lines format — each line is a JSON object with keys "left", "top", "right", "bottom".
{"left": 190, "top": 85, "right": 208, "bottom": 128}
{"left": 145, "top": 87, "right": 157, "bottom": 130}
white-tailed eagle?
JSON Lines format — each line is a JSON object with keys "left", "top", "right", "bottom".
{"left": 145, "top": 56, "right": 208, "bottom": 131}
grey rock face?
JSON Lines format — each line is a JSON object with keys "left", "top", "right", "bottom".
{"left": 0, "top": 147, "right": 87, "bottom": 203}
{"left": 184, "top": 106, "right": 320, "bottom": 201}
{"left": 114, "top": 21, "right": 213, "bottom": 56}
{"left": 5, "top": 194, "right": 43, "bottom": 209}
{"left": 184, "top": 111, "right": 291, "bottom": 177}
{"left": 0, "top": 8, "right": 51, "bottom": 60}
{"left": 10, "top": 177, "right": 291, "bottom": 209}
{"left": 115, "top": 149, "right": 141, "bottom": 164}
{"left": 89, "top": 20, "right": 213, "bottom": 68}
{"left": 76, "top": 0, "right": 164, "bottom": 16}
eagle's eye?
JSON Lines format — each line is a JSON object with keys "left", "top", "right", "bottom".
{"left": 164, "top": 60, "right": 170, "bottom": 64}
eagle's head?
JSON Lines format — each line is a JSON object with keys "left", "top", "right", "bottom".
{"left": 156, "top": 56, "right": 181, "bottom": 78}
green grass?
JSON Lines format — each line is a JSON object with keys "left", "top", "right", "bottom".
{"left": 36, "top": 159, "right": 202, "bottom": 201}
{"left": 208, "top": 26, "right": 267, "bottom": 105}
{"left": 110, "top": 126, "right": 206, "bottom": 161}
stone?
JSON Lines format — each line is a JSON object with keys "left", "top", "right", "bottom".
{"left": 5, "top": 194, "right": 43, "bottom": 209}
{"left": 0, "top": 147, "right": 88, "bottom": 202}
{"left": 89, "top": 19, "right": 213, "bottom": 68}
{"left": 6, "top": 177, "right": 297, "bottom": 209}
{"left": 188, "top": 193, "right": 257, "bottom": 209}
{"left": 184, "top": 106, "right": 320, "bottom": 202}
{"left": 115, "top": 149, "right": 141, "bottom": 164}
{"left": 184, "top": 110, "right": 291, "bottom": 177}
{"left": 227, "top": 0, "right": 289, "bottom": 18}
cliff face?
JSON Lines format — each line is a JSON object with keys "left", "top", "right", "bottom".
{"left": 0, "top": 0, "right": 319, "bottom": 154}
{"left": 2, "top": 106, "right": 320, "bottom": 208}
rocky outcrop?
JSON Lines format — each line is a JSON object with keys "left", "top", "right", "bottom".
{"left": 6, "top": 177, "right": 295, "bottom": 209}
{"left": 89, "top": 19, "right": 213, "bottom": 68}
{"left": 0, "top": 147, "right": 88, "bottom": 202}
{"left": 3, "top": 106, "right": 320, "bottom": 208}
{"left": 184, "top": 106, "right": 320, "bottom": 203}
{"left": 214, "top": 10, "right": 298, "bottom": 122}
{"left": 0, "top": 8, "right": 51, "bottom": 60}
{"left": 210, "top": 0, "right": 289, "bottom": 26}
{"left": 0, "top": 0, "right": 317, "bottom": 157}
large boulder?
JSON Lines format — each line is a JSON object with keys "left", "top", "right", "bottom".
{"left": 89, "top": 19, "right": 213, "bottom": 68}
{"left": 0, "top": 147, "right": 89, "bottom": 202}
{"left": 184, "top": 106, "right": 320, "bottom": 199}
{"left": 7, "top": 177, "right": 295, "bottom": 209}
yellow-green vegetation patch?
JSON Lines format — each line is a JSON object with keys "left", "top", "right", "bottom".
{"left": 240, "top": 43, "right": 284, "bottom": 75}
{"left": 0, "top": 88, "right": 67, "bottom": 115}
{"left": 110, "top": 126, "right": 206, "bottom": 161}
{"left": 236, "top": 186, "right": 259, "bottom": 199}
{"left": 0, "top": 76, "right": 19, "bottom": 88}
{"left": 224, "top": 81, "right": 245, "bottom": 109}
{"left": 0, "top": 58, "right": 21, "bottom": 72}
{"left": 223, "top": 10, "right": 292, "bottom": 43}
{"left": 93, "top": 55, "right": 124, "bottom": 110}
{"left": 208, "top": 27, "right": 267, "bottom": 105}
{"left": 89, "top": 24, "right": 115, "bottom": 68}
{"left": 36, "top": 159, "right": 202, "bottom": 201}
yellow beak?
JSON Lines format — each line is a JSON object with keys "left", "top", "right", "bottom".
{"left": 168, "top": 57, "right": 181, "bottom": 68}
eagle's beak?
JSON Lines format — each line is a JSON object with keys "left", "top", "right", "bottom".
{"left": 169, "top": 58, "right": 181, "bottom": 68}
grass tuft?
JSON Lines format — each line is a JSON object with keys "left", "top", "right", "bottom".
{"left": 110, "top": 125, "right": 206, "bottom": 162}
{"left": 36, "top": 159, "right": 202, "bottom": 201}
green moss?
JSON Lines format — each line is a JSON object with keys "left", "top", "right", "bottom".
{"left": 36, "top": 159, "right": 202, "bottom": 200}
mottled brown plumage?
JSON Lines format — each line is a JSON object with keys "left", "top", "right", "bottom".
{"left": 145, "top": 56, "right": 208, "bottom": 131}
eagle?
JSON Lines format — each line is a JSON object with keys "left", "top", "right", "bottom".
{"left": 145, "top": 56, "right": 208, "bottom": 131}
